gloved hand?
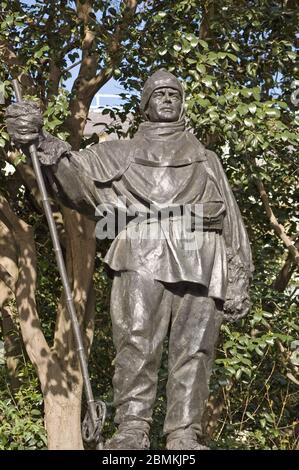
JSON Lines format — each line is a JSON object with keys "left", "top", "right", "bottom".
{"left": 223, "top": 253, "right": 252, "bottom": 321}
{"left": 223, "top": 292, "right": 251, "bottom": 320}
{"left": 5, "top": 101, "right": 43, "bottom": 146}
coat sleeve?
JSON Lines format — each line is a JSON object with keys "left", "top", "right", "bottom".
{"left": 33, "top": 131, "right": 115, "bottom": 219}
{"left": 205, "top": 150, "right": 254, "bottom": 321}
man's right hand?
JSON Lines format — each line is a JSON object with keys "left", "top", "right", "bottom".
{"left": 5, "top": 101, "right": 43, "bottom": 146}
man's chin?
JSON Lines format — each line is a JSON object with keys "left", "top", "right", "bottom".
{"left": 158, "top": 113, "right": 178, "bottom": 122}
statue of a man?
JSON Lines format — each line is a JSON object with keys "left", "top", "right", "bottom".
{"left": 5, "top": 69, "right": 253, "bottom": 450}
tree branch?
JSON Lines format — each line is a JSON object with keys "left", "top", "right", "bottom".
{"left": 272, "top": 239, "right": 299, "bottom": 291}
{"left": 0, "top": 195, "right": 52, "bottom": 390}
{"left": 255, "top": 178, "right": 299, "bottom": 266}
{"left": 66, "top": 0, "right": 139, "bottom": 147}
{"left": 0, "top": 40, "right": 35, "bottom": 93}
{"left": 53, "top": 207, "right": 96, "bottom": 361}
{"left": 199, "top": 0, "right": 215, "bottom": 40}
{"left": 0, "top": 148, "right": 66, "bottom": 244}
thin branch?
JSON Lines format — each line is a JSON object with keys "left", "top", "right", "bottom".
{"left": 286, "top": 372, "right": 299, "bottom": 386}
{"left": 45, "top": 2, "right": 64, "bottom": 99}
{"left": 272, "top": 239, "right": 299, "bottom": 292}
{"left": 0, "top": 41, "right": 35, "bottom": 93}
{"left": 199, "top": 0, "right": 215, "bottom": 40}
{"left": 0, "top": 148, "right": 66, "bottom": 244}
{"left": 63, "top": 59, "right": 82, "bottom": 74}
{"left": 255, "top": 178, "right": 299, "bottom": 266}
{"left": 76, "top": 0, "right": 139, "bottom": 96}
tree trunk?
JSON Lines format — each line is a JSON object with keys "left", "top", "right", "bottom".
{"left": 0, "top": 196, "right": 89, "bottom": 449}
{"left": 0, "top": 219, "right": 22, "bottom": 392}
{"left": 44, "top": 393, "right": 83, "bottom": 450}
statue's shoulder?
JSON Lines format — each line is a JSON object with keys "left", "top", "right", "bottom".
{"left": 76, "top": 138, "right": 134, "bottom": 183}
{"left": 89, "top": 138, "right": 135, "bottom": 163}
{"left": 183, "top": 131, "right": 207, "bottom": 159}
{"left": 97, "top": 138, "right": 132, "bottom": 151}
{"left": 203, "top": 147, "right": 223, "bottom": 170}
{"left": 205, "top": 149, "right": 221, "bottom": 166}
{"left": 184, "top": 131, "right": 221, "bottom": 167}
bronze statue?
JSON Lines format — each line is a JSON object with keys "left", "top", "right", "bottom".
{"left": 5, "top": 69, "right": 253, "bottom": 450}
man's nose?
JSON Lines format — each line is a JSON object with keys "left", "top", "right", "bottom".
{"left": 162, "top": 91, "right": 171, "bottom": 102}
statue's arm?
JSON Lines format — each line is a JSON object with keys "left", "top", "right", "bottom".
{"left": 5, "top": 101, "right": 102, "bottom": 218}
{"left": 224, "top": 248, "right": 253, "bottom": 321}
{"left": 205, "top": 150, "right": 254, "bottom": 321}
{"left": 32, "top": 133, "right": 104, "bottom": 219}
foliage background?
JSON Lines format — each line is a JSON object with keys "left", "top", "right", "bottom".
{"left": 0, "top": 0, "right": 298, "bottom": 450}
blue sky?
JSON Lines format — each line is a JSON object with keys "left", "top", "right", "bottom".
{"left": 63, "top": 62, "right": 126, "bottom": 108}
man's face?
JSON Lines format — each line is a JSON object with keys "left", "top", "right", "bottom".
{"left": 145, "top": 87, "right": 182, "bottom": 122}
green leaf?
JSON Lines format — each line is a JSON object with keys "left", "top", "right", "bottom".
{"left": 241, "top": 88, "right": 253, "bottom": 98}
{"left": 158, "top": 48, "right": 167, "bottom": 56}
{"left": 34, "top": 45, "right": 49, "bottom": 59}
{"left": 182, "top": 40, "right": 191, "bottom": 54}
{"left": 187, "top": 58, "right": 197, "bottom": 64}
{"left": 196, "top": 63, "right": 206, "bottom": 74}
{"left": 231, "top": 42, "right": 240, "bottom": 51}
{"left": 108, "top": 7, "right": 117, "bottom": 16}
{"left": 190, "top": 38, "right": 198, "bottom": 48}
{"left": 265, "top": 108, "right": 281, "bottom": 118}
{"left": 173, "top": 44, "right": 182, "bottom": 52}
{"left": 248, "top": 104, "right": 257, "bottom": 114}
{"left": 247, "top": 63, "right": 257, "bottom": 77}
{"left": 240, "top": 357, "right": 251, "bottom": 366}
{"left": 199, "top": 39, "right": 208, "bottom": 49}
{"left": 227, "top": 366, "right": 236, "bottom": 375}
{"left": 227, "top": 53, "right": 238, "bottom": 62}
{"left": 255, "top": 346, "right": 264, "bottom": 356}
{"left": 202, "top": 76, "right": 213, "bottom": 88}
{"left": 263, "top": 413, "right": 274, "bottom": 423}
{"left": 196, "top": 98, "right": 211, "bottom": 107}
{"left": 260, "top": 418, "right": 267, "bottom": 428}
{"left": 1, "top": 131, "right": 9, "bottom": 141}
{"left": 218, "top": 95, "right": 226, "bottom": 105}
{"left": 287, "top": 51, "right": 296, "bottom": 61}
{"left": 227, "top": 112, "right": 237, "bottom": 122}
{"left": 209, "top": 111, "right": 219, "bottom": 120}
{"left": 244, "top": 118, "right": 254, "bottom": 128}
{"left": 252, "top": 88, "right": 261, "bottom": 100}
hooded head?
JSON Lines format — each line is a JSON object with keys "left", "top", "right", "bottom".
{"left": 140, "top": 69, "right": 185, "bottom": 122}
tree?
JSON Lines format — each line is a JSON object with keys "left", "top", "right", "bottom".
{"left": 104, "top": 0, "right": 299, "bottom": 448}
{"left": 0, "top": 0, "right": 298, "bottom": 450}
{"left": 0, "top": 0, "right": 141, "bottom": 450}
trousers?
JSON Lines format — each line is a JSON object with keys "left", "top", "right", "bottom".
{"left": 110, "top": 270, "right": 223, "bottom": 436}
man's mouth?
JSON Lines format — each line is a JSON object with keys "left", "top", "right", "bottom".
{"left": 161, "top": 107, "right": 173, "bottom": 112}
